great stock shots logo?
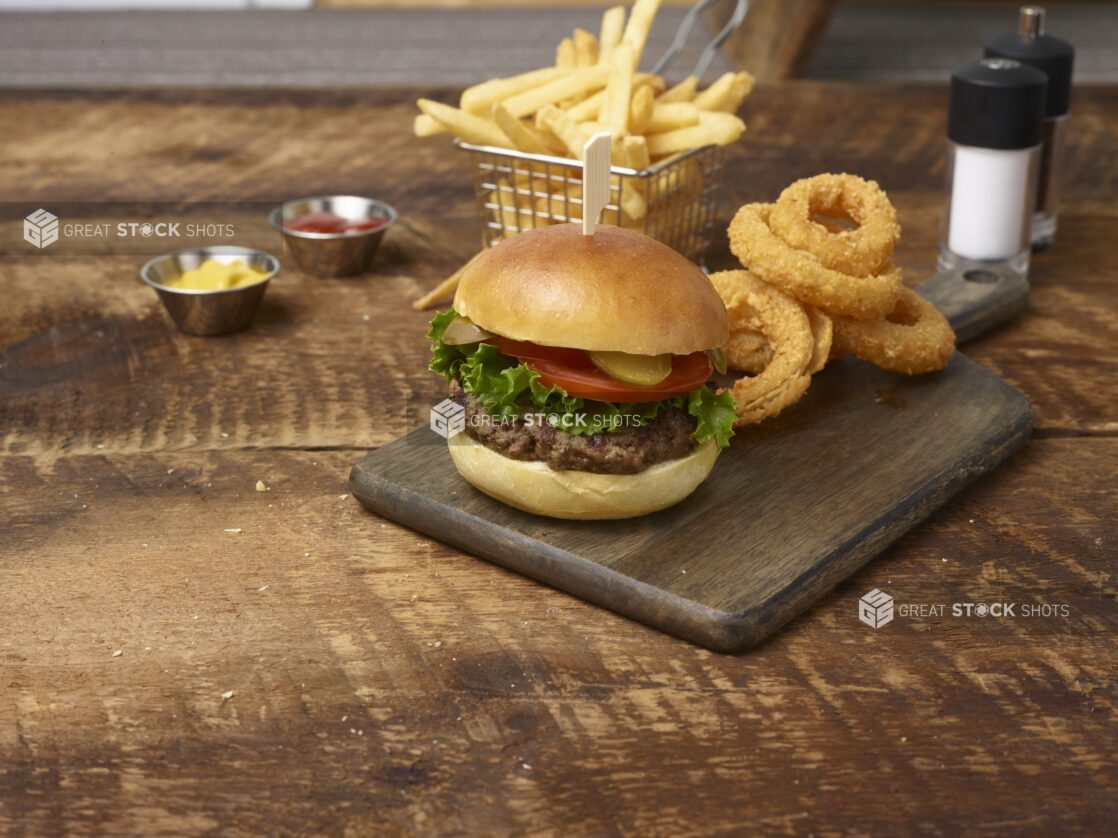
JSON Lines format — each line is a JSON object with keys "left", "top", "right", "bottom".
{"left": 5, "top": 203, "right": 254, "bottom": 257}
{"left": 24, "top": 209, "right": 59, "bottom": 248}
{"left": 430, "top": 399, "right": 465, "bottom": 439}
{"left": 856, "top": 587, "right": 1075, "bottom": 631}
{"left": 858, "top": 588, "right": 895, "bottom": 629}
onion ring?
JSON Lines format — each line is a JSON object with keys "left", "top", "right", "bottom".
{"left": 712, "top": 270, "right": 833, "bottom": 378}
{"left": 708, "top": 270, "right": 814, "bottom": 427}
{"left": 831, "top": 287, "right": 955, "bottom": 374}
{"left": 725, "top": 328, "right": 772, "bottom": 375}
{"left": 728, "top": 203, "right": 903, "bottom": 319}
{"left": 803, "top": 305, "right": 833, "bottom": 375}
{"left": 769, "top": 174, "right": 900, "bottom": 277}
{"left": 711, "top": 269, "right": 774, "bottom": 374}
{"left": 709, "top": 267, "right": 756, "bottom": 324}
{"left": 724, "top": 309, "right": 831, "bottom": 376}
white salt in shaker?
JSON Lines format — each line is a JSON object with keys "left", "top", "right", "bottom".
{"left": 937, "top": 58, "right": 1047, "bottom": 276}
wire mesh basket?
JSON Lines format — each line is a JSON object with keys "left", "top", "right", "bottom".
{"left": 457, "top": 141, "right": 725, "bottom": 266}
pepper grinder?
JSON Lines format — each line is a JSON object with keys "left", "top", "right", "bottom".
{"left": 938, "top": 58, "right": 1047, "bottom": 277}
{"left": 985, "top": 6, "right": 1075, "bottom": 250}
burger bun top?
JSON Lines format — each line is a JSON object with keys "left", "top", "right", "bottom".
{"left": 453, "top": 224, "right": 728, "bottom": 356}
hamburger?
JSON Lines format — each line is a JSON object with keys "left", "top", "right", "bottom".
{"left": 427, "top": 223, "right": 736, "bottom": 519}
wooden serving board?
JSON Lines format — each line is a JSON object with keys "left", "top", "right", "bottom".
{"left": 350, "top": 268, "right": 1034, "bottom": 652}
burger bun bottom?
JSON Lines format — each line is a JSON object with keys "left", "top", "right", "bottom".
{"left": 447, "top": 433, "right": 720, "bottom": 520}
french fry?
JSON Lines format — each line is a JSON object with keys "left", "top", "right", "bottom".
{"left": 413, "top": 114, "right": 448, "bottom": 137}
{"left": 537, "top": 105, "right": 574, "bottom": 155}
{"left": 657, "top": 75, "right": 698, "bottom": 104}
{"left": 620, "top": 181, "right": 647, "bottom": 220}
{"left": 647, "top": 102, "right": 700, "bottom": 134}
{"left": 573, "top": 28, "right": 599, "bottom": 67}
{"left": 598, "top": 5, "right": 626, "bottom": 64}
{"left": 690, "top": 72, "right": 737, "bottom": 111}
{"left": 620, "top": 208, "right": 645, "bottom": 231}
{"left": 487, "top": 180, "right": 540, "bottom": 232}
{"left": 493, "top": 104, "right": 552, "bottom": 156}
{"left": 556, "top": 37, "right": 576, "bottom": 69}
{"left": 460, "top": 66, "right": 568, "bottom": 115}
{"left": 623, "top": 135, "right": 651, "bottom": 173}
{"left": 637, "top": 73, "right": 667, "bottom": 95}
{"left": 536, "top": 186, "right": 581, "bottom": 223}
{"left": 539, "top": 105, "right": 602, "bottom": 159}
{"left": 647, "top": 111, "right": 745, "bottom": 158}
{"left": 416, "top": 99, "right": 511, "bottom": 148}
{"left": 621, "top": 0, "right": 662, "bottom": 69}
{"left": 628, "top": 84, "right": 655, "bottom": 136}
{"left": 655, "top": 157, "right": 704, "bottom": 201}
{"left": 512, "top": 166, "right": 558, "bottom": 199}
{"left": 412, "top": 252, "right": 484, "bottom": 311}
{"left": 565, "top": 89, "right": 605, "bottom": 123}
{"left": 502, "top": 65, "right": 609, "bottom": 119}
{"left": 611, "top": 142, "right": 647, "bottom": 221}
{"left": 713, "top": 71, "right": 756, "bottom": 114}
{"left": 533, "top": 192, "right": 558, "bottom": 221}
{"left": 534, "top": 125, "right": 570, "bottom": 157}
{"left": 598, "top": 42, "right": 634, "bottom": 134}
{"left": 692, "top": 71, "right": 757, "bottom": 113}
{"left": 565, "top": 73, "right": 659, "bottom": 123}
{"left": 610, "top": 138, "right": 629, "bottom": 169}
{"left": 548, "top": 181, "right": 584, "bottom": 218}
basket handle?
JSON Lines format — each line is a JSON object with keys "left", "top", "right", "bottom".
{"left": 651, "top": 0, "right": 749, "bottom": 81}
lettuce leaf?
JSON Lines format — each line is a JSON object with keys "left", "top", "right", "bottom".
{"left": 680, "top": 384, "right": 738, "bottom": 449}
{"left": 428, "top": 309, "right": 735, "bottom": 448}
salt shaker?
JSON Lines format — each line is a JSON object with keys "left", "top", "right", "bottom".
{"left": 938, "top": 58, "right": 1047, "bottom": 276}
{"left": 985, "top": 6, "right": 1075, "bottom": 250}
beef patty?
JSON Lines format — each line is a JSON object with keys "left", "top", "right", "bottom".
{"left": 448, "top": 378, "right": 697, "bottom": 474}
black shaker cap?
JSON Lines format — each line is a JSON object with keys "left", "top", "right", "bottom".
{"left": 986, "top": 30, "right": 1074, "bottom": 117}
{"left": 948, "top": 58, "right": 1047, "bottom": 150}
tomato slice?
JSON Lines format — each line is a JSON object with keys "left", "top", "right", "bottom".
{"left": 482, "top": 337, "right": 712, "bottom": 402}
{"left": 487, "top": 336, "right": 591, "bottom": 368}
{"left": 526, "top": 351, "right": 713, "bottom": 402}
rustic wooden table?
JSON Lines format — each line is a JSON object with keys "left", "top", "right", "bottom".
{"left": 1, "top": 83, "right": 1114, "bottom": 835}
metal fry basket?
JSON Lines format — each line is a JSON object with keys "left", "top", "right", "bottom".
{"left": 457, "top": 141, "right": 725, "bottom": 265}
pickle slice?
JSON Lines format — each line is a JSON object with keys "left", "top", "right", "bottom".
{"left": 588, "top": 350, "right": 672, "bottom": 387}
{"left": 705, "top": 347, "right": 727, "bottom": 375}
{"left": 441, "top": 315, "right": 494, "bottom": 345}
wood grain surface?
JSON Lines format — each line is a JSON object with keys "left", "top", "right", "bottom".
{"left": 1, "top": 83, "right": 1115, "bottom": 835}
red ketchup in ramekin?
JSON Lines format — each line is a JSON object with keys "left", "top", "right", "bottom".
{"left": 282, "top": 211, "right": 388, "bottom": 235}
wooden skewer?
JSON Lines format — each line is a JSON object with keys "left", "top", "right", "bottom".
{"left": 582, "top": 131, "right": 612, "bottom": 236}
